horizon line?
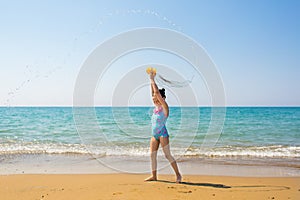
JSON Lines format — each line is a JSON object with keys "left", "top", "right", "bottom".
{"left": 0, "top": 105, "right": 299, "bottom": 108}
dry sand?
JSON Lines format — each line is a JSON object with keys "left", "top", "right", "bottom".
{"left": 0, "top": 174, "right": 299, "bottom": 200}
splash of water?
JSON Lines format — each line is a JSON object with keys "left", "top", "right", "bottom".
{"left": 3, "top": 9, "right": 183, "bottom": 106}
{"left": 156, "top": 73, "right": 194, "bottom": 88}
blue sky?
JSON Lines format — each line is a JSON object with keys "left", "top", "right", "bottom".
{"left": 0, "top": 0, "right": 299, "bottom": 106}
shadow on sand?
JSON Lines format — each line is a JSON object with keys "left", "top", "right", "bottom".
{"left": 156, "top": 180, "right": 231, "bottom": 189}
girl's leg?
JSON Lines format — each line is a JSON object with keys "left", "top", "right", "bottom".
{"left": 160, "top": 137, "right": 182, "bottom": 183}
{"left": 145, "top": 137, "right": 160, "bottom": 181}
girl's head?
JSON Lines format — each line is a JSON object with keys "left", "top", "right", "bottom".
{"left": 152, "top": 88, "right": 166, "bottom": 105}
{"left": 159, "top": 88, "right": 166, "bottom": 98}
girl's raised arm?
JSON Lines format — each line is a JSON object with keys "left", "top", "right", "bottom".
{"left": 150, "top": 72, "right": 169, "bottom": 117}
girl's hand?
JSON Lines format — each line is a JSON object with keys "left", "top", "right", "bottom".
{"left": 150, "top": 72, "right": 156, "bottom": 80}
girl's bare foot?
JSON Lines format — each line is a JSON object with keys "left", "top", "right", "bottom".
{"left": 176, "top": 174, "right": 182, "bottom": 183}
{"left": 144, "top": 176, "right": 157, "bottom": 181}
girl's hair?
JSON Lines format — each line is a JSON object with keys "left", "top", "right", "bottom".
{"left": 156, "top": 74, "right": 194, "bottom": 88}
{"left": 159, "top": 88, "right": 166, "bottom": 98}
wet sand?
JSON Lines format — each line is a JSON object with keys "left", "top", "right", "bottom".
{"left": 1, "top": 153, "right": 299, "bottom": 177}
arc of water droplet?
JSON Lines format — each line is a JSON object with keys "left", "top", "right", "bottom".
{"left": 3, "top": 9, "right": 183, "bottom": 106}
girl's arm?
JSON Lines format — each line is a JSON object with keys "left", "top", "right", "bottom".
{"left": 150, "top": 77, "right": 154, "bottom": 97}
{"left": 150, "top": 73, "right": 169, "bottom": 117}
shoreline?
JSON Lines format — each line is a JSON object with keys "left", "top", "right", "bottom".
{"left": 1, "top": 153, "right": 299, "bottom": 177}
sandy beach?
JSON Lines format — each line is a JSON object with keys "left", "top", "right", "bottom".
{"left": 0, "top": 174, "right": 299, "bottom": 200}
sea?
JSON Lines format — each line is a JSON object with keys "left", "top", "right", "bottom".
{"left": 0, "top": 107, "right": 299, "bottom": 176}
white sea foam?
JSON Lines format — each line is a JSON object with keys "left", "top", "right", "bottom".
{"left": 0, "top": 142, "right": 299, "bottom": 158}
{"left": 183, "top": 145, "right": 300, "bottom": 158}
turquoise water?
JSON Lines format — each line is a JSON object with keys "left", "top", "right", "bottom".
{"left": 0, "top": 107, "right": 299, "bottom": 161}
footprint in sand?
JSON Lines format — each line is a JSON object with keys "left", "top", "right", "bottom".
{"left": 178, "top": 190, "right": 192, "bottom": 193}
{"left": 112, "top": 192, "right": 122, "bottom": 195}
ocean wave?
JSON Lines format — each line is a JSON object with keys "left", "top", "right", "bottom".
{"left": 183, "top": 145, "right": 300, "bottom": 158}
{"left": 0, "top": 142, "right": 299, "bottom": 158}
{"left": 0, "top": 143, "right": 89, "bottom": 155}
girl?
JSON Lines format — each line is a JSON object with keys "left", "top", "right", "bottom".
{"left": 145, "top": 71, "right": 182, "bottom": 183}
